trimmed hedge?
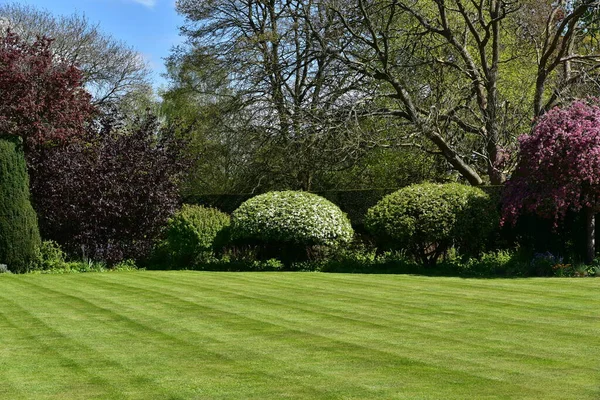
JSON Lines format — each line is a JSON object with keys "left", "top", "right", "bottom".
{"left": 0, "top": 136, "right": 41, "bottom": 272}
{"left": 157, "top": 205, "right": 230, "bottom": 268}
{"left": 366, "top": 183, "right": 498, "bottom": 265}
{"left": 185, "top": 189, "right": 395, "bottom": 231}
{"left": 186, "top": 186, "right": 586, "bottom": 262}
{"left": 232, "top": 191, "right": 353, "bottom": 246}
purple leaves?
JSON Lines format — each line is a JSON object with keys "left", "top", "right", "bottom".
{"left": 502, "top": 99, "right": 600, "bottom": 226}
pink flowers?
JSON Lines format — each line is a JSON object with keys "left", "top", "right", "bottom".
{"left": 502, "top": 99, "right": 600, "bottom": 225}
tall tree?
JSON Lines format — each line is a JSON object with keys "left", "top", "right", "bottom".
{"left": 0, "top": 2, "right": 150, "bottom": 105}
{"left": 323, "top": 0, "right": 600, "bottom": 184}
{"left": 0, "top": 30, "right": 92, "bottom": 271}
{"left": 161, "top": 49, "right": 256, "bottom": 194}
{"left": 0, "top": 137, "right": 40, "bottom": 273}
{"left": 174, "top": 0, "right": 377, "bottom": 191}
{"left": 32, "top": 113, "right": 187, "bottom": 263}
{"left": 0, "top": 30, "right": 94, "bottom": 151}
{"left": 502, "top": 99, "right": 600, "bottom": 264}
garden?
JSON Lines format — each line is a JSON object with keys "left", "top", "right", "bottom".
{"left": 2, "top": 0, "right": 600, "bottom": 398}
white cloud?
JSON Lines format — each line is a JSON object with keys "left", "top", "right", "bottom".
{"left": 130, "top": 0, "right": 157, "bottom": 7}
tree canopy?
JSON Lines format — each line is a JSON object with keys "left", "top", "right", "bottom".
{"left": 0, "top": 2, "right": 150, "bottom": 105}
{"left": 502, "top": 98, "right": 600, "bottom": 262}
{"left": 170, "top": 0, "right": 600, "bottom": 187}
{"left": 0, "top": 30, "right": 94, "bottom": 148}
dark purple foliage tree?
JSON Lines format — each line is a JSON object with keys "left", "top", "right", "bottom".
{"left": 0, "top": 30, "right": 94, "bottom": 147}
{"left": 502, "top": 99, "right": 600, "bottom": 263}
{"left": 29, "top": 112, "right": 187, "bottom": 264}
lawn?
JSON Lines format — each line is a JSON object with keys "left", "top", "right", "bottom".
{"left": 0, "top": 272, "right": 598, "bottom": 399}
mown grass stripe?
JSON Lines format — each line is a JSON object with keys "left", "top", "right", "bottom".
{"left": 0, "top": 278, "right": 204, "bottom": 399}
{"left": 0, "top": 272, "right": 598, "bottom": 399}
{"left": 167, "top": 271, "right": 599, "bottom": 320}
{"left": 15, "top": 275, "right": 374, "bottom": 399}
{"left": 0, "top": 287, "right": 132, "bottom": 399}
{"left": 131, "top": 272, "right": 599, "bottom": 362}
{"left": 74, "top": 275, "right": 440, "bottom": 398}
{"left": 83, "top": 275, "right": 549, "bottom": 398}
{"left": 103, "top": 273, "right": 596, "bottom": 395}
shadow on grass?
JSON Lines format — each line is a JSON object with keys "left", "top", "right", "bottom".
{"left": 146, "top": 259, "right": 546, "bottom": 279}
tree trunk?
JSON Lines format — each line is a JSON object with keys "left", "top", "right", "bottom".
{"left": 585, "top": 206, "right": 596, "bottom": 264}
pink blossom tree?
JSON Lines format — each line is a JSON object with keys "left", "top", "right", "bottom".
{"left": 502, "top": 99, "right": 600, "bottom": 263}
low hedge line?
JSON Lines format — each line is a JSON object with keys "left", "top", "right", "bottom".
{"left": 21, "top": 186, "right": 598, "bottom": 277}
{"left": 185, "top": 189, "right": 397, "bottom": 231}
{"left": 184, "top": 185, "right": 596, "bottom": 266}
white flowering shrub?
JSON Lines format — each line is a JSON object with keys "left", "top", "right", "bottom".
{"left": 231, "top": 191, "right": 354, "bottom": 247}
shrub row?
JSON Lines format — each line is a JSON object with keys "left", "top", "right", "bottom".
{"left": 21, "top": 184, "right": 594, "bottom": 277}
{"left": 156, "top": 184, "right": 498, "bottom": 270}
{"left": 184, "top": 188, "right": 396, "bottom": 231}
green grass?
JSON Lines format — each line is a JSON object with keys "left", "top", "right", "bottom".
{"left": 0, "top": 272, "right": 598, "bottom": 399}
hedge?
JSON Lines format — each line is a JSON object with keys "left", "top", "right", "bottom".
{"left": 0, "top": 136, "right": 41, "bottom": 272}
{"left": 184, "top": 189, "right": 395, "bottom": 231}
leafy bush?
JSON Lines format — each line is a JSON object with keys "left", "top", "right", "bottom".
{"left": 366, "top": 183, "right": 498, "bottom": 265}
{"left": 230, "top": 191, "right": 353, "bottom": 262}
{"left": 31, "top": 240, "right": 68, "bottom": 271}
{"left": 30, "top": 114, "right": 187, "bottom": 264}
{"left": 160, "top": 204, "right": 230, "bottom": 268}
{"left": 0, "top": 137, "right": 41, "bottom": 273}
{"left": 449, "top": 250, "right": 528, "bottom": 277}
{"left": 30, "top": 258, "right": 139, "bottom": 274}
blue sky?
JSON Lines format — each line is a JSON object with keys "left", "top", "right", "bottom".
{"left": 8, "top": 0, "right": 186, "bottom": 90}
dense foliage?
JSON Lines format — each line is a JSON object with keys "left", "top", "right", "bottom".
{"left": 0, "top": 30, "right": 94, "bottom": 148}
{"left": 30, "top": 114, "right": 187, "bottom": 263}
{"left": 231, "top": 191, "right": 353, "bottom": 251}
{"left": 502, "top": 99, "right": 600, "bottom": 263}
{"left": 158, "top": 204, "right": 230, "bottom": 267}
{"left": 502, "top": 99, "right": 600, "bottom": 225}
{"left": 0, "top": 136, "right": 41, "bottom": 272}
{"left": 366, "top": 183, "right": 497, "bottom": 265}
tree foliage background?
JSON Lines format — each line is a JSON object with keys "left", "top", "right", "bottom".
{"left": 0, "top": 2, "right": 151, "bottom": 106}
{"left": 166, "top": 0, "right": 600, "bottom": 191}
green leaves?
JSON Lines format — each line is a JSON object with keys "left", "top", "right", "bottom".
{"left": 366, "top": 183, "right": 498, "bottom": 265}
{"left": 163, "top": 204, "right": 231, "bottom": 266}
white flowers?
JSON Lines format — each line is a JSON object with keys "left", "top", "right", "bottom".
{"left": 231, "top": 191, "right": 353, "bottom": 245}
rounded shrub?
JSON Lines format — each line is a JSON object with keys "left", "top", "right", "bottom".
{"left": 161, "top": 204, "right": 230, "bottom": 267}
{"left": 0, "top": 136, "right": 41, "bottom": 273}
{"left": 230, "top": 191, "right": 353, "bottom": 262}
{"left": 365, "top": 183, "right": 498, "bottom": 265}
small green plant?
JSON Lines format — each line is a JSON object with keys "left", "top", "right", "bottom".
{"left": 30, "top": 240, "right": 68, "bottom": 271}
{"left": 459, "top": 250, "right": 516, "bottom": 277}
{"left": 552, "top": 263, "right": 573, "bottom": 277}
{"left": 553, "top": 262, "right": 600, "bottom": 278}
{"left": 112, "top": 259, "right": 139, "bottom": 271}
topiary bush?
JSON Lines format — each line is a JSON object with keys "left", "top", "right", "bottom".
{"left": 230, "top": 191, "right": 354, "bottom": 263}
{"left": 0, "top": 136, "right": 41, "bottom": 273}
{"left": 365, "top": 183, "right": 498, "bottom": 265}
{"left": 159, "top": 204, "right": 230, "bottom": 268}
